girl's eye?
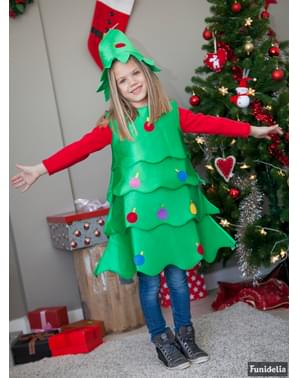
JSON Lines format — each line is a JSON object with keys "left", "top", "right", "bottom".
{"left": 118, "top": 79, "right": 126, "bottom": 84}
{"left": 133, "top": 70, "right": 140, "bottom": 75}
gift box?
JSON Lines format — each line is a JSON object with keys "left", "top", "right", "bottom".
{"left": 159, "top": 265, "right": 207, "bottom": 307}
{"left": 11, "top": 330, "right": 59, "bottom": 365}
{"left": 60, "top": 319, "right": 105, "bottom": 336}
{"left": 47, "top": 208, "right": 109, "bottom": 251}
{"left": 49, "top": 325, "right": 103, "bottom": 356}
{"left": 28, "top": 306, "right": 69, "bottom": 332}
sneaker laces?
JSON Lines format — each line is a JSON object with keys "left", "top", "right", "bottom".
{"left": 160, "top": 341, "right": 183, "bottom": 362}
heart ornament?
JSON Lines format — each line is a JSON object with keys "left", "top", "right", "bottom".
{"left": 214, "top": 156, "right": 236, "bottom": 182}
{"left": 204, "top": 48, "right": 228, "bottom": 72}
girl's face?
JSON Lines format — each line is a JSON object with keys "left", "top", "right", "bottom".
{"left": 113, "top": 59, "right": 148, "bottom": 108}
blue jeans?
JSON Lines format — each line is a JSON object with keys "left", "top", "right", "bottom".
{"left": 137, "top": 265, "right": 192, "bottom": 342}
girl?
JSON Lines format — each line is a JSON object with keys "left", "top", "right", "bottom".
{"left": 11, "top": 29, "right": 282, "bottom": 370}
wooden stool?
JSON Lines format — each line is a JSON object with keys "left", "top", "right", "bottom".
{"left": 73, "top": 243, "right": 145, "bottom": 333}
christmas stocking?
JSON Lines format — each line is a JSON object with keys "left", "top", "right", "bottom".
{"left": 88, "top": 0, "right": 135, "bottom": 69}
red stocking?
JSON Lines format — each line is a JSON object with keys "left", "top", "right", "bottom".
{"left": 87, "top": 0, "right": 135, "bottom": 69}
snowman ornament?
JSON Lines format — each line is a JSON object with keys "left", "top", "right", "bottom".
{"left": 230, "top": 69, "right": 253, "bottom": 108}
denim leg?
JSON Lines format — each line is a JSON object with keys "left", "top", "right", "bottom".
{"left": 137, "top": 271, "right": 167, "bottom": 341}
{"left": 164, "top": 265, "right": 192, "bottom": 333}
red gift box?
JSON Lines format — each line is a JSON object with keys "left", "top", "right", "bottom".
{"left": 28, "top": 306, "right": 69, "bottom": 332}
{"left": 49, "top": 325, "right": 103, "bottom": 356}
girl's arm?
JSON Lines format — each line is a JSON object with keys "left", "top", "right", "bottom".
{"left": 11, "top": 124, "right": 112, "bottom": 192}
{"left": 42, "top": 125, "right": 112, "bottom": 175}
{"left": 179, "top": 107, "right": 250, "bottom": 137}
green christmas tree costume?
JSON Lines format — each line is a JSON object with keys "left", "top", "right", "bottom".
{"left": 93, "top": 29, "right": 235, "bottom": 279}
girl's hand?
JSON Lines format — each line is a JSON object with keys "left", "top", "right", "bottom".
{"left": 250, "top": 124, "right": 283, "bottom": 140}
{"left": 11, "top": 163, "right": 47, "bottom": 192}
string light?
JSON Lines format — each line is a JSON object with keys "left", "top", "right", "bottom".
{"left": 240, "top": 163, "right": 250, "bottom": 169}
{"left": 280, "top": 249, "right": 287, "bottom": 258}
{"left": 260, "top": 228, "right": 267, "bottom": 236}
{"left": 220, "top": 219, "right": 230, "bottom": 227}
{"left": 249, "top": 174, "right": 256, "bottom": 180}
{"left": 271, "top": 255, "right": 280, "bottom": 263}
{"left": 278, "top": 170, "right": 286, "bottom": 176}
{"left": 205, "top": 164, "right": 214, "bottom": 171}
{"left": 230, "top": 139, "right": 237, "bottom": 145}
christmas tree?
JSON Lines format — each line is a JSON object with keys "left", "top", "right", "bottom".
{"left": 185, "top": 0, "right": 289, "bottom": 279}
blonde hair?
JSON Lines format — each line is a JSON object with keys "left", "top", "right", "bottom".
{"left": 104, "top": 57, "right": 171, "bottom": 141}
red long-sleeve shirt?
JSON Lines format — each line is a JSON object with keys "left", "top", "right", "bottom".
{"left": 43, "top": 108, "right": 250, "bottom": 175}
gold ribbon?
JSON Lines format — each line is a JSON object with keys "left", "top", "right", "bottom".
{"left": 18, "top": 332, "right": 54, "bottom": 355}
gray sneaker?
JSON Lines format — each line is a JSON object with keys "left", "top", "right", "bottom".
{"left": 175, "top": 325, "right": 209, "bottom": 364}
{"left": 153, "top": 328, "right": 191, "bottom": 370}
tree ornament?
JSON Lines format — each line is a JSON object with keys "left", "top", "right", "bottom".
{"left": 144, "top": 118, "right": 155, "bottom": 132}
{"left": 261, "top": 10, "right": 270, "bottom": 19}
{"left": 243, "top": 40, "right": 254, "bottom": 55}
{"left": 157, "top": 205, "right": 168, "bottom": 220}
{"left": 196, "top": 243, "right": 204, "bottom": 255}
{"left": 204, "top": 48, "right": 227, "bottom": 72}
{"left": 231, "top": 2, "right": 242, "bottom": 13}
{"left": 189, "top": 94, "right": 201, "bottom": 106}
{"left": 229, "top": 188, "right": 241, "bottom": 199}
{"left": 127, "top": 209, "right": 138, "bottom": 223}
{"left": 247, "top": 88, "right": 256, "bottom": 96}
{"left": 244, "top": 17, "right": 253, "bottom": 27}
{"left": 202, "top": 27, "right": 213, "bottom": 40}
{"left": 190, "top": 201, "right": 198, "bottom": 215}
{"left": 230, "top": 69, "right": 253, "bottom": 108}
{"left": 268, "top": 45, "right": 280, "bottom": 57}
{"left": 272, "top": 68, "right": 284, "bottom": 81}
{"left": 129, "top": 172, "right": 141, "bottom": 188}
{"left": 214, "top": 156, "right": 236, "bottom": 182}
{"left": 218, "top": 86, "right": 229, "bottom": 96}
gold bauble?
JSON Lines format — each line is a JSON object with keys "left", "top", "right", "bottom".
{"left": 244, "top": 41, "right": 254, "bottom": 54}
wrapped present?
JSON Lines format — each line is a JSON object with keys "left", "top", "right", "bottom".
{"left": 72, "top": 244, "right": 145, "bottom": 333}
{"left": 60, "top": 319, "right": 105, "bottom": 336}
{"left": 212, "top": 278, "right": 289, "bottom": 311}
{"left": 11, "top": 330, "right": 59, "bottom": 365}
{"left": 28, "top": 306, "right": 69, "bottom": 332}
{"left": 49, "top": 325, "right": 103, "bottom": 356}
{"left": 159, "top": 265, "right": 207, "bottom": 307}
{"left": 47, "top": 208, "right": 109, "bottom": 251}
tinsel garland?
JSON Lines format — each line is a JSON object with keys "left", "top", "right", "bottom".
{"left": 231, "top": 175, "right": 264, "bottom": 282}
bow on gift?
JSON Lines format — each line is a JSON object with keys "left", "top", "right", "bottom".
{"left": 18, "top": 332, "right": 54, "bottom": 355}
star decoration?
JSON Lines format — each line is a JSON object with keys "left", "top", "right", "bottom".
{"left": 218, "top": 86, "right": 229, "bottom": 96}
{"left": 220, "top": 219, "right": 230, "bottom": 227}
{"left": 244, "top": 17, "right": 253, "bottom": 27}
{"left": 195, "top": 136, "right": 205, "bottom": 144}
{"left": 248, "top": 88, "right": 256, "bottom": 96}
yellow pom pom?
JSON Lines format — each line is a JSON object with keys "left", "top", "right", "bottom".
{"left": 190, "top": 201, "right": 197, "bottom": 215}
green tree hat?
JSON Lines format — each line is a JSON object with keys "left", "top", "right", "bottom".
{"left": 96, "top": 29, "right": 161, "bottom": 101}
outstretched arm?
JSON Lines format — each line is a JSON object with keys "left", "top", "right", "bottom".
{"left": 179, "top": 107, "right": 283, "bottom": 139}
{"left": 11, "top": 124, "right": 112, "bottom": 192}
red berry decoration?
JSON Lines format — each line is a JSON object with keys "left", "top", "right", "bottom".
{"left": 272, "top": 68, "right": 284, "bottom": 81}
{"left": 231, "top": 2, "right": 242, "bottom": 13}
{"left": 189, "top": 94, "right": 201, "bottom": 107}
{"left": 127, "top": 210, "right": 138, "bottom": 223}
{"left": 144, "top": 118, "right": 155, "bottom": 132}
{"left": 268, "top": 46, "right": 280, "bottom": 57}
{"left": 261, "top": 10, "right": 270, "bottom": 19}
{"left": 202, "top": 28, "right": 213, "bottom": 40}
{"left": 229, "top": 188, "right": 240, "bottom": 199}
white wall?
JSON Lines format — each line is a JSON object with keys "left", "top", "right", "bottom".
{"left": 9, "top": 0, "right": 289, "bottom": 318}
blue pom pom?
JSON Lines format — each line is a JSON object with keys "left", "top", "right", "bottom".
{"left": 134, "top": 254, "right": 145, "bottom": 266}
{"left": 177, "top": 170, "right": 187, "bottom": 181}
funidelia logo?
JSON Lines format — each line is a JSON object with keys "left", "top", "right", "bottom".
{"left": 248, "top": 362, "right": 288, "bottom": 376}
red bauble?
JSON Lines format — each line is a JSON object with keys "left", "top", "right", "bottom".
{"left": 127, "top": 212, "right": 138, "bottom": 223}
{"left": 229, "top": 188, "right": 240, "bottom": 199}
{"left": 144, "top": 120, "right": 155, "bottom": 132}
{"left": 231, "top": 2, "right": 242, "bottom": 13}
{"left": 203, "top": 27, "right": 213, "bottom": 40}
{"left": 272, "top": 68, "right": 284, "bottom": 81}
{"left": 189, "top": 95, "right": 201, "bottom": 107}
{"left": 268, "top": 46, "right": 280, "bottom": 57}
{"left": 261, "top": 10, "right": 270, "bottom": 19}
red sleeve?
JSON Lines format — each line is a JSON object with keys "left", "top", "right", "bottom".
{"left": 42, "top": 125, "right": 112, "bottom": 175}
{"left": 179, "top": 107, "right": 251, "bottom": 138}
